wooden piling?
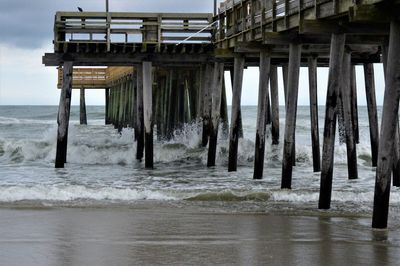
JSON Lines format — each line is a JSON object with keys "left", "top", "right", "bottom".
{"left": 308, "top": 56, "right": 321, "bottom": 172}
{"left": 207, "top": 62, "right": 224, "bottom": 167}
{"left": 230, "top": 68, "right": 244, "bottom": 139}
{"left": 202, "top": 64, "right": 213, "bottom": 147}
{"left": 79, "top": 88, "right": 87, "bottom": 125}
{"left": 143, "top": 61, "right": 154, "bottom": 169}
{"left": 105, "top": 88, "right": 111, "bottom": 125}
{"left": 228, "top": 55, "right": 245, "bottom": 172}
{"left": 382, "top": 39, "right": 400, "bottom": 187}
{"left": 253, "top": 51, "right": 271, "bottom": 179}
{"left": 373, "top": 19, "right": 400, "bottom": 229}
{"left": 341, "top": 51, "right": 358, "bottom": 180}
{"left": 281, "top": 43, "right": 301, "bottom": 189}
{"left": 282, "top": 63, "right": 296, "bottom": 167}
{"left": 318, "top": 33, "right": 346, "bottom": 209}
{"left": 55, "top": 61, "right": 73, "bottom": 168}
{"left": 136, "top": 64, "right": 145, "bottom": 161}
{"left": 270, "top": 65, "right": 279, "bottom": 145}
{"left": 350, "top": 66, "right": 359, "bottom": 144}
{"left": 363, "top": 63, "right": 379, "bottom": 167}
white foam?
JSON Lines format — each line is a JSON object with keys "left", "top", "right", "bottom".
{"left": 0, "top": 185, "right": 176, "bottom": 202}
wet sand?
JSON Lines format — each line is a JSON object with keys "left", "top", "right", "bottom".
{"left": 0, "top": 202, "right": 399, "bottom": 266}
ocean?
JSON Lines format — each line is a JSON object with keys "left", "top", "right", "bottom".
{"left": 1, "top": 105, "right": 400, "bottom": 264}
{"left": 1, "top": 105, "right": 399, "bottom": 210}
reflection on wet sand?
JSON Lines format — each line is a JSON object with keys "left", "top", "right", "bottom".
{"left": 0, "top": 204, "right": 399, "bottom": 265}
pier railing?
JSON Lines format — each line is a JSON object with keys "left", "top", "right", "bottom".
{"left": 215, "top": 0, "right": 385, "bottom": 47}
{"left": 57, "top": 67, "right": 134, "bottom": 89}
{"left": 54, "top": 12, "right": 214, "bottom": 52}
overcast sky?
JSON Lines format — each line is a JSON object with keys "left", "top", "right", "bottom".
{"left": 0, "top": 0, "right": 385, "bottom": 106}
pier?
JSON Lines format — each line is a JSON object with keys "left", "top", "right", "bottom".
{"left": 43, "top": 0, "right": 400, "bottom": 228}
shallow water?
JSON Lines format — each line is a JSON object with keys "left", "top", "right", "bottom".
{"left": 0, "top": 105, "right": 399, "bottom": 228}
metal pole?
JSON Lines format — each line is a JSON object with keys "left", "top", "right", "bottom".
{"left": 106, "top": 0, "right": 109, "bottom": 12}
{"left": 214, "top": 0, "right": 217, "bottom": 16}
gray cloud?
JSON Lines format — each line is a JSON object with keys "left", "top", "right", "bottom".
{"left": 0, "top": 0, "right": 215, "bottom": 49}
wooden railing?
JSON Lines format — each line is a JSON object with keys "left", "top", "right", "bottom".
{"left": 54, "top": 12, "right": 214, "bottom": 52}
{"left": 215, "top": 0, "right": 385, "bottom": 47}
{"left": 57, "top": 67, "right": 134, "bottom": 88}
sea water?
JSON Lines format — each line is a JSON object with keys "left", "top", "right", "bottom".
{"left": 0, "top": 106, "right": 399, "bottom": 222}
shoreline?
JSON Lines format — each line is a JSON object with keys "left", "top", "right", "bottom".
{"left": 0, "top": 201, "right": 399, "bottom": 265}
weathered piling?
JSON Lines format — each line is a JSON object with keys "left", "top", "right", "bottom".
{"left": 229, "top": 68, "right": 244, "bottom": 139}
{"left": 281, "top": 43, "right": 301, "bottom": 189}
{"left": 253, "top": 51, "right": 271, "bottom": 179}
{"left": 105, "top": 88, "right": 111, "bottom": 125}
{"left": 228, "top": 55, "right": 245, "bottom": 172}
{"left": 381, "top": 39, "right": 400, "bottom": 187}
{"left": 207, "top": 62, "right": 224, "bottom": 167}
{"left": 372, "top": 19, "right": 400, "bottom": 229}
{"left": 363, "top": 63, "right": 379, "bottom": 167}
{"left": 80, "top": 88, "right": 87, "bottom": 125}
{"left": 340, "top": 51, "right": 358, "bottom": 180}
{"left": 319, "top": 33, "right": 345, "bottom": 210}
{"left": 143, "top": 61, "right": 154, "bottom": 169}
{"left": 270, "top": 65, "right": 279, "bottom": 145}
{"left": 308, "top": 56, "right": 321, "bottom": 172}
{"left": 55, "top": 61, "right": 73, "bottom": 168}
{"left": 136, "top": 64, "right": 145, "bottom": 161}
{"left": 202, "top": 64, "right": 213, "bottom": 147}
{"left": 350, "top": 66, "right": 359, "bottom": 144}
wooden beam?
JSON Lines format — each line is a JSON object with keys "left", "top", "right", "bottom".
{"left": 308, "top": 56, "right": 321, "bottom": 172}
{"left": 253, "top": 51, "right": 271, "bottom": 179}
{"left": 373, "top": 19, "right": 400, "bottom": 229}
{"left": 207, "top": 62, "right": 224, "bottom": 167}
{"left": 319, "top": 33, "right": 346, "bottom": 209}
{"left": 143, "top": 61, "right": 154, "bottom": 169}
{"left": 55, "top": 62, "right": 73, "bottom": 168}
{"left": 228, "top": 55, "right": 245, "bottom": 172}
{"left": 80, "top": 88, "right": 87, "bottom": 125}
{"left": 281, "top": 43, "right": 302, "bottom": 189}
{"left": 136, "top": 64, "right": 145, "bottom": 161}
{"left": 270, "top": 65, "right": 280, "bottom": 145}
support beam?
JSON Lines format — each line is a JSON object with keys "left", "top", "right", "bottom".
{"left": 308, "top": 56, "right": 321, "bottom": 172}
{"left": 228, "top": 55, "right": 245, "bottom": 172}
{"left": 281, "top": 43, "right": 302, "bottom": 189}
{"left": 55, "top": 61, "right": 73, "bottom": 168}
{"left": 136, "top": 64, "right": 145, "bottom": 161}
{"left": 207, "top": 62, "right": 224, "bottom": 167}
{"left": 80, "top": 88, "right": 87, "bottom": 125}
{"left": 202, "top": 64, "right": 213, "bottom": 147}
{"left": 363, "top": 63, "right": 379, "bottom": 167}
{"left": 341, "top": 51, "right": 358, "bottom": 180}
{"left": 319, "top": 33, "right": 346, "bottom": 209}
{"left": 373, "top": 20, "right": 400, "bottom": 229}
{"left": 253, "top": 51, "right": 271, "bottom": 179}
{"left": 270, "top": 65, "right": 280, "bottom": 145}
{"left": 105, "top": 88, "right": 111, "bottom": 125}
{"left": 230, "top": 68, "right": 244, "bottom": 139}
{"left": 143, "top": 61, "right": 154, "bottom": 169}
{"left": 350, "top": 66, "right": 360, "bottom": 144}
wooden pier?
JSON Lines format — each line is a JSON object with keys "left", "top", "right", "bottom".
{"left": 43, "top": 0, "right": 400, "bottom": 228}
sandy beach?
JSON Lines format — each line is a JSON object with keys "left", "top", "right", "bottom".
{"left": 0, "top": 202, "right": 399, "bottom": 266}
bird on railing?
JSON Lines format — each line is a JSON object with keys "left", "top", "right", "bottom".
{"left": 78, "top": 7, "right": 83, "bottom": 12}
